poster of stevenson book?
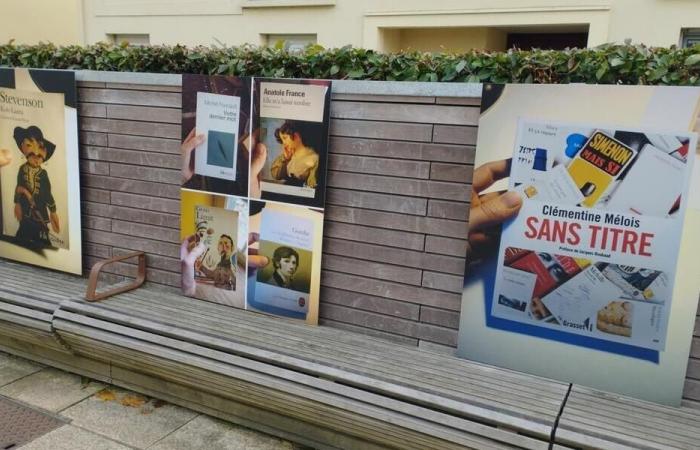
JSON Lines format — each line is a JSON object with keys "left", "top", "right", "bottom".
{"left": 0, "top": 68, "right": 81, "bottom": 274}
{"left": 458, "top": 83, "right": 700, "bottom": 406}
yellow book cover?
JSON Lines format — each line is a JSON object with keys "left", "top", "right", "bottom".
{"left": 567, "top": 130, "right": 637, "bottom": 207}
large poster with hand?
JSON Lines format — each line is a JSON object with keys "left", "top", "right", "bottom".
{"left": 0, "top": 68, "right": 81, "bottom": 274}
{"left": 179, "top": 75, "right": 330, "bottom": 325}
{"left": 458, "top": 83, "right": 700, "bottom": 405}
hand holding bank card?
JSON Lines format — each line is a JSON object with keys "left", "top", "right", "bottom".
{"left": 492, "top": 120, "right": 696, "bottom": 351}
{"left": 194, "top": 92, "right": 241, "bottom": 180}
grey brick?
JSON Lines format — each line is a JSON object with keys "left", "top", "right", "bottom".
{"left": 425, "top": 236, "right": 469, "bottom": 258}
{"left": 422, "top": 271, "right": 464, "bottom": 293}
{"left": 81, "top": 187, "right": 110, "bottom": 204}
{"left": 420, "top": 306, "right": 461, "bottom": 329}
{"left": 687, "top": 359, "right": 700, "bottom": 380}
{"left": 418, "top": 340, "right": 456, "bottom": 356}
{"left": 329, "top": 154, "right": 430, "bottom": 179}
{"left": 430, "top": 163, "right": 474, "bottom": 183}
{"left": 113, "top": 248, "right": 180, "bottom": 273}
{"left": 83, "top": 229, "right": 179, "bottom": 258}
{"left": 81, "top": 117, "right": 180, "bottom": 139}
{"left": 82, "top": 146, "right": 180, "bottom": 169}
{"left": 80, "top": 131, "right": 108, "bottom": 147}
{"left": 80, "top": 160, "right": 110, "bottom": 176}
{"left": 323, "top": 238, "right": 464, "bottom": 276}
{"left": 331, "top": 119, "right": 432, "bottom": 142}
{"left": 432, "top": 125, "right": 478, "bottom": 145}
{"left": 417, "top": 323, "right": 458, "bottom": 346}
{"left": 330, "top": 137, "right": 475, "bottom": 163}
{"left": 82, "top": 215, "right": 112, "bottom": 232}
{"left": 320, "top": 303, "right": 420, "bottom": 338}
{"left": 104, "top": 82, "right": 182, "bottom": 92}
{"left": 82, "top": 174, "right": 180, "bottom": 199}
{"left": 323, "top": 222, "right": 424, "bottom": 251}
{"left": 695, "top": 316, "right": 700, "bottom": 337}
{"left": 331, "top": 102, "right": 479, "bottom": 125}
{"left": 108, "top": 134, "right": 180, "bottom": 154}
{"left": 112, "top": 220, "right": 180, "bottom": 244}
{"left": 110, "top": 191, "right": 180, "bottom": 214}
{"left": 107, "top": 104, "right": 181, "bottom": 124}
{"left": 692, "top": 338, "right": 700, "bottom": 359}
{"left": 109, "top": 163, "right": 180, "bottom": 185}
{"left": 435, "top": 97, "right": 481, "bottom": 106}
{"left": 78, "top": 102, "right": 106, "bottom": 118}
{"left": 326, "top": 188, "right": 427, "bottom": 216}
{"left": 331, "top": 93, "right": 435, "bottom": 104}
{"left": 319, "top": 318, "right": 417, "bottom": 346}
{"left": 685, "top": 379, "right": 700, "bottom": 401}
{"left": 77, "top": 81, "right": 106, "bottom": 88}
{"left": 78, "top": 88, "right": 181, "bottom": 107}
{"left": 109, "top": 205, "right": 179, "bottom": 229}
{"left": 321, "top": 271, "right": 461, "bottom": 310}
{"left": 321, "top": 287, "right": 420, "bottom": 320}
{"left": 328, "top": 171, "right": 469, "bottom": 201}
{"left": 83, "top": 242, "right": 112, "bottom": 259}
{"left": 322, "top": 254, "right": 423, "bottom": 286}
{"left": 427, "top": 200, "right": 470, "bottom": 221}
{"left": 81, "top": 201, "right": 110, "bottom": 218}
{"left": 326, "top": 206, "right": 467, "bottom": 239}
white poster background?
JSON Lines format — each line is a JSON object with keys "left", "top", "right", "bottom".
{"left": 458, "top": 84, "right": 700, "bottom": 405}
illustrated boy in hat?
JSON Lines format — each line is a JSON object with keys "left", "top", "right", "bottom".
{"left": 12, "top": 125, "right": 60, "bottom": 248}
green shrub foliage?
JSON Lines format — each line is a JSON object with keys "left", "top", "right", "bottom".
{"left": 2, "top": 41, "right": 700, "bottom": 85}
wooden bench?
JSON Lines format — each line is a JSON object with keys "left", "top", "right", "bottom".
{"left": 0, "top": 258, "right": 566, "bottom": 450}
{"left": 3, "top": 258, "right": 700, "bottom": 449}
{"left": 0, "top": 260, "right": 82, "bottom": 352}
{"left": 554, "top": 385, "right": 700, "bottom": 450}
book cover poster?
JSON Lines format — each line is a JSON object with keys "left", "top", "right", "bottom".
{"left": 458, "top": 83, "right": 700, "bottom": 405}
{"left": 251, "top": 78, "right": 331, "bottom": 208}
{"left": 180, "top": 189, "right": 248, "bottom": 308}
{"left": 181, "top": 74, "right": 251, "bottom": 197}
{"left": 194, "top": 92, "right": 240, "bottom": 181}
{"left": 246, "top": 200, "right": 324, "bottom": 324}
{"left": 0, "top": 68, "right": 81, "bottom": 274}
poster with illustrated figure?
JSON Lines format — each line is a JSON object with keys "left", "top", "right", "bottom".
{"left": 180, "top": 75, "right": 330, "bottom": 325}
{"left": 458, "top": 83, "right": 700, "bottom": 406}
{"left": 0, "top": 68, "right": 81, "bottom": 274}
{"left": 251, "top": 78, "right": 331, "bottom": 208}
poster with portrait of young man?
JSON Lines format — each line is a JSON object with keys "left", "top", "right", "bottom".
{"left": 0, "top": 68, "right": 81, "bottom": 274}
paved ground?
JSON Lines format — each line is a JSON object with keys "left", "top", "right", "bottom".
{"left": 0, "top": 352, "right": 302, "bottom": 449}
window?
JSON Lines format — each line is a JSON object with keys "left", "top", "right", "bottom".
{"left": 109, "top": 34, "right": 150, "bottom": 46}
{"left": 681, "top": 29, "right": 700, "bottom": 48}
{"left": 265, "top": 34, "right": 316, "bottom": 52}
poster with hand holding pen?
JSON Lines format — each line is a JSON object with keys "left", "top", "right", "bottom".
{"left": 180, "top": 75, "right": 330, "bottom": 324}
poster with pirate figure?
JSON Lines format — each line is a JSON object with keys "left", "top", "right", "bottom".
{"left": 12, "top": 125, "right": 61, "bottom": 248}
{"left": 0, "top": 68, "right": 81, "bottom": 274}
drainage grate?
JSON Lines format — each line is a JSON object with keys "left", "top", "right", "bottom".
{"left": 0, "top": 395, "right": 67, "bottom": 449}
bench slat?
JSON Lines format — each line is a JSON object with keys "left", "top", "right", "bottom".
{"left": 56, "top": 325, "right": 530, "bottom": 450}
{"left": 54, "top": 307, "right": 555, "bottom": 440}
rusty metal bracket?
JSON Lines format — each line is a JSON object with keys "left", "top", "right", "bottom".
{"left": 85, "top": 251, "right": 146, "bottom": 302}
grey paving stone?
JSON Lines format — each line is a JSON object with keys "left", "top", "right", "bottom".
{"left": 0, "top": 353, "right": 44, "bottom": 387}
{"left": 62, "top": 387, "right": 198, "bottom": 448}
{"left": 0, "top": 368, "right": 104, "bottom": 412}
{"left": 19, "top": 425, "right": 131, "bottom": 450}
{"left": 149, "top": 414, "right": 294, "bottom": 450}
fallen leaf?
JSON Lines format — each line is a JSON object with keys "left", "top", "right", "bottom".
{"left": 95, "top": 389, "right": 116, "bottom": 402}
{"left": 120, "top": 394, "right": 147, "bottom": 408}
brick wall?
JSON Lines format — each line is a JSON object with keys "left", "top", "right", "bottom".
{"left": 75, "top": 78, "right": 700, "bottom": 406}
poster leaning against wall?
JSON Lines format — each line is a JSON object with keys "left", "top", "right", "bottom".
{"left": 458, "top": 83, "right": 700, "bottom": 406}
{"left": 0, "top": 68, "right": 81, "bottom": 274}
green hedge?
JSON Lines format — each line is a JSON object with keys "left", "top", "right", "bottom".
{"left": 2, "top": 41, "right": 700, "bottom": 85}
